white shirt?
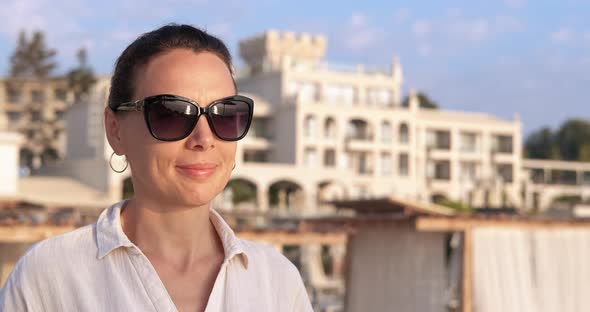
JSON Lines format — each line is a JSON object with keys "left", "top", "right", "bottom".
{"left": 0, "top": 201, "right": 313, "bottom": 311}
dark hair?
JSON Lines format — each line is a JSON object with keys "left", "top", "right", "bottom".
{"left": 108, "top": 24, "right": 235, "bottom": 109}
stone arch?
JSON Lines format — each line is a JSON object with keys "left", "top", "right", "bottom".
{"left": 318, "top": 180, "right": 348, "bottom": 202}
{"left": 222, "top": 177, "right": 259, "bottom": 211}
{"left": 317, "top": 180, "right": 349, "bottom": 210}
{"left": 431, "top": 193, "right": 449, "bottom": 204}
{"left": 41, "top": 147, "right": 59, "bottom": 166}
{"left": 324, "top": 117, "right": 337, "bottom": 139}
{"left": 304, "top": 114, "right": 317, "bottom": 138}
{"left": 268, "top": 179, "right": 305, "bottom": 214}
{"left": 346, "top": 118, "right": 373, "bottom": 140}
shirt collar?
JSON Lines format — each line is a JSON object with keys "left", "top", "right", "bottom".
{"left": 96, "top": 200, "right": 249, "bottom": 269}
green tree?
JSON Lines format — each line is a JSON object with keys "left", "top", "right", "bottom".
{"left": 524, "top": 119, "right": 590, "bottom": 161}
{"left": 556, "top": 119, "right": 590, "bottom": 161}
{"left": 402, "top": 92, "right": 439, "bottom": 109}
{"left": 524, "top": 127, "right": 560, "bottom": 159}
{"left": 9, "top": 30, "right": 56, "bottom": 79}
{"left": 67, "top": 47, "right": 97, "bottom": 101}
{"left": 580, "top": 144, "right": 590, "bottom": 162}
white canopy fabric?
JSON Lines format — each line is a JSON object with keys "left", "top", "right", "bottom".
{"left": 472, "top": 228, "right": 590, "bottom": 312}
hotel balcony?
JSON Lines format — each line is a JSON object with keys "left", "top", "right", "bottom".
{"left": 241, "top": 137, "right": 271, "bottom": 150}
{"left": 427, "top": 130, "right": 451, "bottom": 151}
{"left": 344, "top": 119, "right": 374, "bottom": 151}
{"left": 494, "top": 135, "right": 514, "bottom": 154}
{"left": 345, "top": 138, "right": 375, "bottom": 151}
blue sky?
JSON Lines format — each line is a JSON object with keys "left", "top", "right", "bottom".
{"left": 0, "top": 0, "right": 588, "bottom": 135}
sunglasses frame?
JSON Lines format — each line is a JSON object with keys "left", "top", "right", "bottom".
{"left": 112, "top": 94, "right": 254, "bottom": 142}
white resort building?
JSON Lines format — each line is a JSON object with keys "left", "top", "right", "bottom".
{"left": 0, "top": 30, "right": 588, "bottom": 216}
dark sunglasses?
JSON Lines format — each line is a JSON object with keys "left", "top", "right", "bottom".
{"left": 111, "top": 94, "right": 254, "bottom": 141}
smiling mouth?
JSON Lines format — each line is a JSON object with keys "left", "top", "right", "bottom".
{"left": 175, "top": 164, "right": 217, "bottom": 179}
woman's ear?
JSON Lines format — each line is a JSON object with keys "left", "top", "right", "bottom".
{"left": 104, "top": 107, "right": 126, "bottom": 155}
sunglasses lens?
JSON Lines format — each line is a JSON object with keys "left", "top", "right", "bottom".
{"left": 147, "top": 98, "right": 197, "bottom": 140}
{"left": 210, "top": 100, "right": 251, "bottom": 140}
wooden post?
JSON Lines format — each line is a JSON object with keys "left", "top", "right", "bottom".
{"left": 462, "top": 229, "right": 473, "bottom": 312}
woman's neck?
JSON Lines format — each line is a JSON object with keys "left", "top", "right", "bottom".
{"left": 120, "top": 197, "right": 224, "bottom": 269}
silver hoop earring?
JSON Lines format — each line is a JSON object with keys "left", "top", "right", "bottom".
{"left": 109, "top": 152, "right": 128, "bottom": 173}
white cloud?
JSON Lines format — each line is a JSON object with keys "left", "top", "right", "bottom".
{"left": 550, "top": 28, "right": 574, "bottom": 43}
{"left": 412, "top": 20, "right": 432, "bottom": 38}
{"left": 341, "top": 13, "right": 384, "bottom": 51}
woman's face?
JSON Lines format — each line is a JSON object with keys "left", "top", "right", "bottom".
{"left": 106, "top": 49, "right": 237, "bottom": 208}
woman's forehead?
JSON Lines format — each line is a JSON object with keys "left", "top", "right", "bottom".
{"left": 133, "top": 49, "right": 234, "bottom": 102}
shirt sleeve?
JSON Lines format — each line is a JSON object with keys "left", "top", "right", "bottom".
{"left": 291, "top": 273, "right": 314, "bottom": 312}
{"left": 0, "top": 259, "right": 31, "bottom": 312}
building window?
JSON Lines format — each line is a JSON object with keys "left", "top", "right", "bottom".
{"left": 54, "top": 88, "right": 68, "bottom": 101}
{"left": 347, "top": 119, "right": 371, "bottom": 140}
{"left": 367, "top": 88, "right": 393, "bottom": 107}
{"left": 399, "top": 123, "right": 409, "bottom": 144}
{"left": 497, "top": 164, "right": 514, "bottom": 183}
{"left": 398, "top": 153, "right": 409, "bottom": 176}
{"left": 7, "top": 89, "right": 22, "bottom": 103}
{"left": 304, "top": 115, "right": 317, "bottom": 138}
{"left": 549, "top": 169, "right": 577, "bottom": 185}
{"left": 305, "top": 148, "right": 317, "bottom": 167}
{"left": 31, "top": 90, "right": 45, "bottom": 102}
{"left": 55, "top": 110, "right": 66, "bottom": 121}
{"left": 433, "top": 160, "right": 451, "bottom": 180}
{"left": 324, "top": 118, "right": 337, "bottom": 140}
{"left": 357, "top": 152, "right": 370, "bottom": 175}
{"left": 583, "top": 172, "right": 590, "bottom": 185}
{"left": 325, "top": 84, "right": 354, "bottom": 105}
{"left": 428, "top": 130, "right": 451, "bottom": 150}
{"left": 380, "top": 153, "right": 392, "bottom": 176}
{"left": 324, "top": 149, "right": 336, "bottom": 167}
{"left": 287, "top": 81, "right": 318, "bottom": 102}
{"left": 460, "top": 132, "right": 478, "bottom": 152}
{"left": 530, "top": 168, "right": 545, "bottom": 184}
{"left": 381, "top": 121, "right": 392, "bottom": 143}
{"left": 495, "top": 135, "right": 513, "bottom": 154}
{"left": 7, "top": 112, "right": 21, "bottom": 122}
{"left": 31, "top": 111, "right": 42, "bottom": 122}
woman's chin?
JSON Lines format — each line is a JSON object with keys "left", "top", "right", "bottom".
{"left": 173, "top": 193, "right": 216, "bottom": 208}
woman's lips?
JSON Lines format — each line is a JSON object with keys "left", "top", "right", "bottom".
{"left": 175, "top": 163, "right": 217, "bottom": 179}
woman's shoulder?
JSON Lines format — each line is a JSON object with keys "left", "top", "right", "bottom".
{"left": 15, "top": 223, "right": 97, "bottom": 271}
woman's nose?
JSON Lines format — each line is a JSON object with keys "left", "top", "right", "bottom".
{"left": 185, "top": 115, "right": 215, "bottom": 151}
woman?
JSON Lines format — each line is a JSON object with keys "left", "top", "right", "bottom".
{"left": 0, "top": 24, "right": 313, "bottom": 312}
